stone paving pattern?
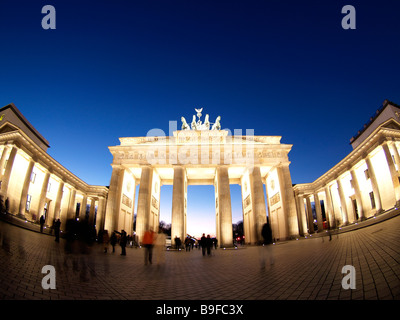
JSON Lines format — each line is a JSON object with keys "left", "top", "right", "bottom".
{"left": 0, "top": 212, "right": 399, "bottom": 300}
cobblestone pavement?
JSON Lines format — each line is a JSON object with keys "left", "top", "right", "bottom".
{"left": 0, "top": 213, "right": 399, "bottom": 301}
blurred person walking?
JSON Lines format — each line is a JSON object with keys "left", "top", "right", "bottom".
{"left": 200, "top": 233, "right": 206, "bottom": 256}
{"left": 143, "top": 229, "right": 155, "bottom": 265}
{"left": 154, "top": 229, "right": 166, "bottom": 265}
{"left": 259, "top": 221, "right": 274, "bottom": 269}
{"left": 206, "top": 234, "right": 213, "bottom": 256}
{"left": 102, "top": 230, "right": 110, "bottom": 253}
{"left": 110, "top": 232, "right": 117, "bottom": 253}
{"left": 54, "top": 218, "right": 61, "bottom": 242}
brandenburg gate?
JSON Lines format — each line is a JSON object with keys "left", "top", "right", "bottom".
{"left": 104, "top": 109, "right": 300, "bottom": 246}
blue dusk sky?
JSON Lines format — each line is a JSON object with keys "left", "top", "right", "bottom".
{"left": 1, "top": 0, "right": 399, "bottom": 236}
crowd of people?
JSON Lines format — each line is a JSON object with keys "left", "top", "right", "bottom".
{"left": 97, "top": 229, "right": 222, "bottom": 264}
{"left": 2, "top": 196, "right": 276, "bottom": 269}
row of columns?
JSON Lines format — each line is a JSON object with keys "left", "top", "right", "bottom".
{"left": 106, "top": 163, "right": 299, "bottom": 246}
{"left": 0, "top": 144, "right": 106, "bottom": 231}
{"left": 297, "top": 140, "right": 400, "bottom": 234}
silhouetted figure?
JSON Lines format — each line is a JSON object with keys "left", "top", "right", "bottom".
{"left": 119, "top": 230, "right": 127, "bottom": 255}
{"left": 110, "top": 232, "right": 117, "bottom": 253}
{"left": 102, "top": 230, "right": 110, "bottom": 253}
{"left": 213, "top": 238, "right": 218, "bottom": 249}
{"left": 39, "top": 215, "right": 45, "bottom": 233}
{"left": 185, "top": 236, "right": 191, "bottom": 251}
{"left": 54, "top": 218, "right": 61, "bottom": 242}
{"left": 260, "top": 221, "right": 274, "bottom": 269}
{"left": 175, "top": 236, "right": 181, "bottom": 250}
{"left": 206, "top": 235, "right": 213, "bottom": 256}
{"left": 5, "top": 197, "right": 9, "bottom": 214}
{"left": 327, "top": 221, "right": 332, "bottom": 241}
{"left": 0, "top": 195, "right": 4, "bottom": 214}
{"left": 143, "top": 229, "right": 155, "bottom": 265}
{"left": 200, "top": 233, "right": 206, "bottom": 256}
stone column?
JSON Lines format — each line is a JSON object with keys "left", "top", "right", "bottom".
{"left": 79, "top": 195, "right": 88, "bottom": 221}
{"left": 135, "top": 166, "right": 153, "bottom": 243}
{"left": 391, "top": 142, "right": 400, "bottom": 175}
{"left": 216, "top": 166, "right": 233, "bottom": 247}
{"left": 336, "top": 178, "right": 349, "bottom": 225}
{"left": 249, "top": 166, "right": 267, "bottom": 242}
{"left": 53, "top": 181, "right": 64, "bottom": 221}
{"left": 104, "top": 165, "right": 124, "bottom": 232}
{"left": 0, "top": 146, "right": 10, "bottom": 179}
{"left": 296, "top": 194, "right": 307, "bottom": 236}
{"left": 96, "top": 197, "right": 106, "bottom": 232}
{"left": 37, "top": 171, "right": 51, "bottom": 222}
{"left": 313, "top": 192, "right": 324, "bottom": 232}
{"left": 171, "top": 166, "right": 186, "bottom": 246}
{"left": 305, "top": 196, "right": 314, "bottom": 234}
{"left": 277, "top": 164, "right": 299, "bottom": 238}
{"left": 88, "top": 198, "right": 96, "bottom": 226}
{"left": 0, "top": 146, "right": 18, "bottom": 197}
{"left": 67, "top": 188, "right": 76, "bottom": 221}
{"left": 382, "top": 142, "right": 400, "bottom": 205}
{"left": 18, "top": 159, "right": 35, "bottom": 218}
{"left": 365, "top": 156, "right": 383, "bottom": 213}
{"left": 324, "top": 186, "right": 335, "bottom": 228}
{"left": 350, "top": 169, "right": 365, "bottom": 220}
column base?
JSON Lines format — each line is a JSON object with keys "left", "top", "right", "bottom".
{"left": 16, "top": 213, "right": 26, "bottom": 220}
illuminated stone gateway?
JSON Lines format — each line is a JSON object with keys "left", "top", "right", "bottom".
{"left": 105, "top": 109, "right": 299, "bottom": 246}
{"left": 1, "top": 100, "right": 400, "bottom": 246}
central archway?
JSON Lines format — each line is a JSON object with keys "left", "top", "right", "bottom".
{"left": 186, "top": 185, "right": 216, "bottom": 239}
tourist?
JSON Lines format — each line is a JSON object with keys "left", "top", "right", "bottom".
{"left": 40, "top": 215, "right": 45, "bottom": 233}
{"left": 102, "top": 230, "right": 110, "bottom": 253}
{"left": 5, "top": 197, "right": 9, "bottom": 214}
{"left": 110, "top": 232, "right": 117, "bottom": 253}
{"left": 185, "top": 236, "right": 191, "bottom": 251}
{"left": 119, "top": 230, "right": 127, "bottom": 256}
{"left": 200, "top": 233, "right": 206, "bottom": 256}
{"left": 206, "top": 235, "right": 213, "bottom": 256}
{"left": 259, "top": 221, "right": 274, "bottom": 269}
{"left": 213, "top": 237, "right": 218, "bottom": 249}
{"left": 143, "top": 229, "right": 155, "bottom": 265}
{"left": 54, "top": 218, "right": 61, "bottom": 242}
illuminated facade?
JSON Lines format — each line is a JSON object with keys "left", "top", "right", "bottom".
{"left": 293, "top": 100, "right": 400, "bottom": 235}
{"left": 0, "top": 103, "right": 108, "bottom": 232}
{"left": 105, "top": 111, "right": 299, "bottom": 246}
{"left": 1, "top": 100, "right": 399, "bottom": 244}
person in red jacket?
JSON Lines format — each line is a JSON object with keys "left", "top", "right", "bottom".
{"left": 143, "top": 229, "right": 155, "bottom": 265}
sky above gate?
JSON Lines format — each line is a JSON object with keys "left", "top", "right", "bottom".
{"left": 1, "top": 0, "right": 399, "bottom": 237}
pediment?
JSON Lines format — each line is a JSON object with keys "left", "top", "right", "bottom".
{"left": 0, "top": 122, "right": 20, "bottom": 135}
{"left": 380, "top": 118, "right": 400, "bottom": 131}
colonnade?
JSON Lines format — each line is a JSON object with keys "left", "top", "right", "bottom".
{"left": 295, "top": 139, "right": 400, "bottom": 235}
{"left": 105, "top": 163, "right": 300, "bottom": 246}
{"left": 0, "top": 143, "right": 107, "bottom": 232}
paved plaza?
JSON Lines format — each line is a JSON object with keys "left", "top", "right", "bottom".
{"left": 1, "top": 212, "right": 399, "bottom": 301}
